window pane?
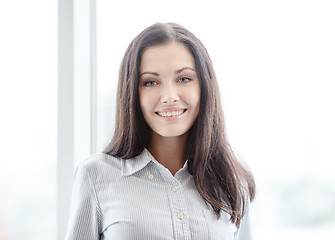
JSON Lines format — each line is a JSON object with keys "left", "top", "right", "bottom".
{"left": 0, "top": 1, "right": 57, "bottom": 239}
{"left": 96, "top": 1, "right": 335, "bottom": 239}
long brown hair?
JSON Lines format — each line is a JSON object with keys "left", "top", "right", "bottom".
{"left": 104, "top": 23, "right": 255, "bottom": 227}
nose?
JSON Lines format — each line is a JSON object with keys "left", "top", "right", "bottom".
{"left": 160, "top": 83, "right": 179, "bottom": 103}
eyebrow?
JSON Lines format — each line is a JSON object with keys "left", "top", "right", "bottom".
{"left": 140, "top": 67, "right": 196, "bottom": 77}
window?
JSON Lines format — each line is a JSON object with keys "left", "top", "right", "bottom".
{"left": 0, "top": 1, "right": 57, "bottom": 239}
{"left": 96, "top": 0, "right": 335, "bottom": 239}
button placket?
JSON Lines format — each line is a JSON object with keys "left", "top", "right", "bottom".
{"left": 158, "top": 167, "right": 192, "bottom": 239}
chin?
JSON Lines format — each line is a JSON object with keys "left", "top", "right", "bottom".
{"left": 160, "top": 133, "right": 185, "bottom": 138}
{"left": 154, "top": 128, "right": 190, "bottom": 138}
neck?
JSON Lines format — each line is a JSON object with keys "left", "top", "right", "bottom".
{"left": 147, "top": 131, "right": 188, "bottom": 176}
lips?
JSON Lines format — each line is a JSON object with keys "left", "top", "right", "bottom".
{"left": 155, "top": 109, "right": 187, "bottom": 118}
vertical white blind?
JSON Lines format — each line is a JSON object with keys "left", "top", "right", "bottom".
{"left": 96, "top": 0, "right": 335, "bottom": 239}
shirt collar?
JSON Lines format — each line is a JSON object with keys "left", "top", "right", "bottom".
{"left": 121, "top": 148, "right": 154, "bottom": 177}
{"left": 121, "top": 148, "right": 190, "bottom": 177}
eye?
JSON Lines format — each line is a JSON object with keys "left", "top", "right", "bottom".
{"left": 143, "top": 81, "right": 157, "bottom": 87}
{"left": 179, "top": 77, "right": 191, "bottom": 83}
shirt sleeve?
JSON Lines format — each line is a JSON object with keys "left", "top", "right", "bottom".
{"left": 64, "top": 163, "right": 102, "bottom": 240}
{"left": 235, "top": 207, "right": 253, "bottom": 240}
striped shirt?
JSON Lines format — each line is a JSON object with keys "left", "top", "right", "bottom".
{"left": 65, "top": 149, "right": 252, "bottom": 240}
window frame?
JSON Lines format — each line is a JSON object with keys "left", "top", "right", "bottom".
{"left": 57, "top": 0, "right": 97, "bottom": 238}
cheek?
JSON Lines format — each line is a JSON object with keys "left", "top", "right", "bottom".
{"left": 186, "top": 85, "right": 201, "bottom": 109}
{"left": 139, "top": 91, "right": 155, "bottom": 114}
{"left": 138, "top": 91, "right": 145, "bottom": 113}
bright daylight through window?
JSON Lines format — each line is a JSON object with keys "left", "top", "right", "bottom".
{"left": 0, "top": 1, "right": 57, "bottom": 240}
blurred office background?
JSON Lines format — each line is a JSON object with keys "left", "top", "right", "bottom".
{"left": 0, "top": 0, "right": 334, "bottom": 239}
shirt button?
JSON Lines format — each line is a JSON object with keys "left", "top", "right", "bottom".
{"left": 172, "top": 186, "right": 179, "bottom": 192}
{"left": 177, "top": 212, "right": 184, "bottom": 219}
{"left": 148, "top": 174, "right": 154, "bottom": 180}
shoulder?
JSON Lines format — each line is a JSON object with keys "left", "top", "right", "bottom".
{"left": 75, "top": 153, "right": 123, "bottom": 183}
{"left": 79, "top": 153, "right": 122, "bottom": 170}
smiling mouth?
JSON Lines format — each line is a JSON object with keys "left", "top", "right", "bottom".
{"left": 155, "top": 109, "right": 187, "bottom": 117}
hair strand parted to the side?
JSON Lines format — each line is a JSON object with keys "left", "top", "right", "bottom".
{"left": 104, "top": 22, "right": 255, "bottom": 227}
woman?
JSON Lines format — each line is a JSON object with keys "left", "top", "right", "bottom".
{"left": 65, "top": 23, "right": 255, "bottom": 240}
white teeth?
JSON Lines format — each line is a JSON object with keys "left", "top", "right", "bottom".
{"left": 158, "top": 110, "right": 184, "bottom": 117}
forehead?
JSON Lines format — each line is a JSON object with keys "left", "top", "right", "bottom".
{"left": 140, "top": 41, "right": 196, "bottom": 72}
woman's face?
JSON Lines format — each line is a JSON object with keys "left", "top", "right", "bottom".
{"left": 139, "top": 41, "right": 201, "bottom": 138}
